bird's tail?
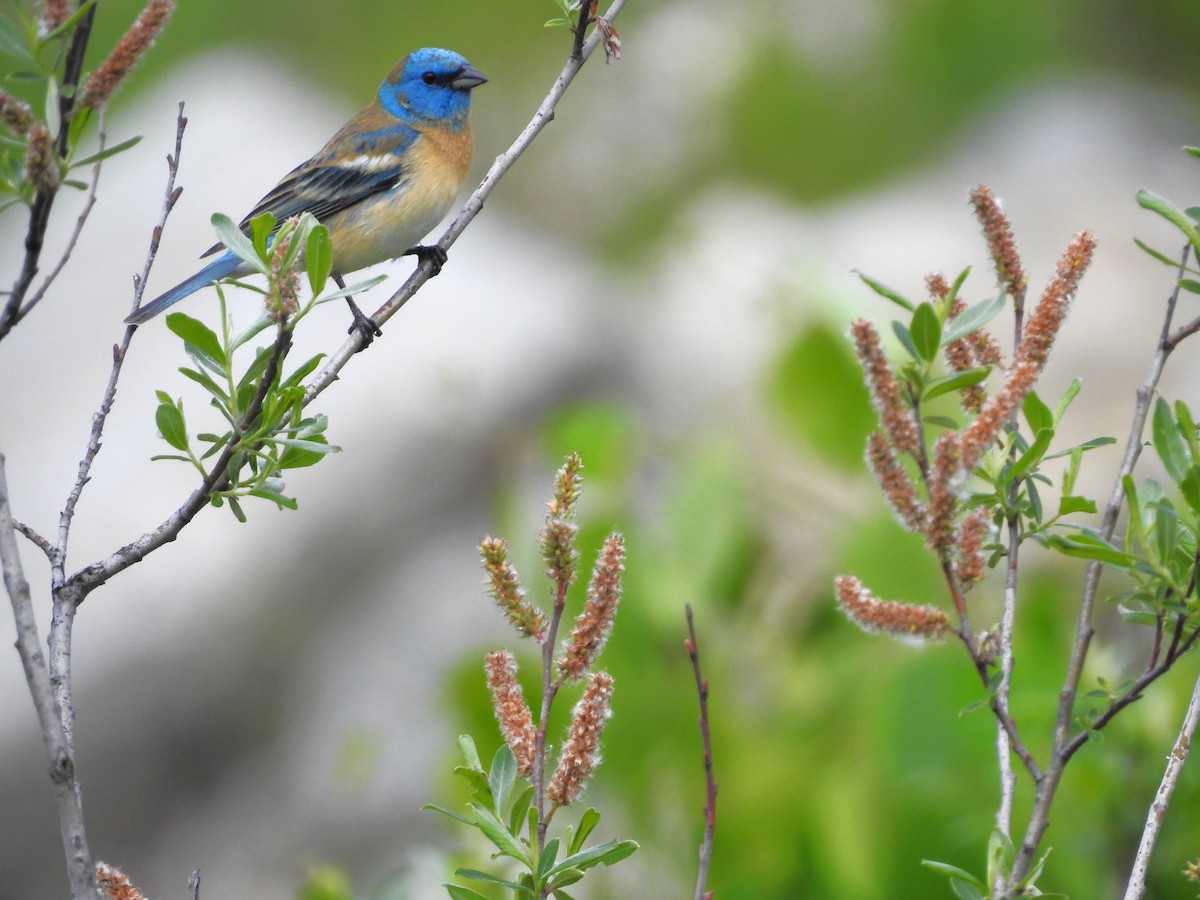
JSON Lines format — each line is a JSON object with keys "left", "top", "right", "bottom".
{"left": 125, "top": 253, "right": 243, "bottom": 325}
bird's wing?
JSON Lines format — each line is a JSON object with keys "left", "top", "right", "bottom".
{"left": 200, "top": 149, "right": 409, "bottom": 258}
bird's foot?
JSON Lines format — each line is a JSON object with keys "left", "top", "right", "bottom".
{"left": 346, "top": 298, "right": 382, "bottom": 351}
{"left": 403, "top": 244, "right": 448, "bottom": 276}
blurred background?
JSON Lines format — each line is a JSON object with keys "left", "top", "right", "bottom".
{"left": 3, "top": 0, "right": 1200, "bottom": 897}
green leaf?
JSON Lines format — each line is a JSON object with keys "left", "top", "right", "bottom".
{"left": 569, "top": 808, "right": 600, "bottom": 856}
{"left": 489, "top": 744, "right": 517, "bottom": 815}
{"left": 1137, "top": 189, "right": 1200, "bottom": 250}
{"left": 247, "top": 487, "right": 298, "bottom": 510}
{"left": 155, "top": 400, "right": 188, "bottom": 451}
{"left": 855, "top": 270, "right": 914, "bottom": 310}
{"left": 1176, "top": 401, "right": 1200, "bottom": 459}
{"left": 306, "top": 223, "right": 333, "bottom": 295}
{"left": 212, "top": 212, "right": 268, "bottom": 274}
{"left": 909, "top": 302, "right": 941, "bottom": 361}
{"left": 1178, "top": 279, "right": 1200, "bottom": 295}
{"left": 924, "top": 366, "right": 990, "bottom": 402}
{"left": 468, "top": 803, "right": 530, "bottom": 865}
{"left": 548, "top": 838, "right": 638, "bottom": 876}
{"left": 1023, "top": 391, "right": 1053, "bottom": 436}
{"left": 457, "top": 734, "right": 483, "bottom": 770}
{"left": 1043, "top": 533, "right": 1137, "bottom": 569}
{"left": 1058, "top": 495, "right": 1097, "bottom": 516}
{"left": 921, "top": 860, "right": 986, "bottom": 890}
{"left": 1133, "top": 237, "right": 1189, "bottom": 269}
{"left": 1043, "top": 436, "right": 1116, "bottom": 460}
{"left": 942, "top": 292, "right": 1005, "bottom": 345}
{"left": 547, "top": 868, "right": 584, "bottom": 890}
{"left": 951, "top": 881, "right": 985, "bottom": 900}
{"left": 891, "top": 321, "right": 920, "bottom": 361}
{"left": 166, "top": 312, "right": 226, "bottom": 368}
{"left": 508, "top": 783, "right": 534, "bottom": 837}
{"left": 1178, "top": 467, "right": 1200, "bottom": 521}
{"left": 1052, "top": 378, "right": 1082, "bottom": 425}
{"left": 537, "top": 838, "right": 561, "bottom": 884}
{"left": 1153, "top": 397, "right": 1191, "bottom": 483}
{"left": 316, "top": 273, "right": 387, "bottom": 303}
{"left": 250, "top": 212, "right": 277, "bottom": 262}
{"left": 454, "top": 869, "right": 527, "bottom": 891}
{"left": 421, "top": 803, "right": 474, "bottom": 827}
{"left": 1002, "top": 428, "right": 1053, "bottom": 486}
{"left": 178, "top": 365, "right": 229, "bottom": 404}
{"left": 69, "top": 135, "right": 142, "bottom": 169}
{"left": 922, "top": 414, "right": 960, "bottom": 429}
{"left": 277, "top": 437, "right": 337, "bottom": 470}
{"left": 444, "top": 885, "right": 490, "bottom": 900}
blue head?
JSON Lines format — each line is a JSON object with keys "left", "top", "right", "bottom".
{"left": 379, "top": 48, "right": 486, "bottom": 128}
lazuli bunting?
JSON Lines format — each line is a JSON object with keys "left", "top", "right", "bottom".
{"left": 126, "top": 48, "right": 487, "bottom": 334}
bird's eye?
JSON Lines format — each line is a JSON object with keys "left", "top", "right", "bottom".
{"left": 421, "top": 71, "right": 437, "bottom": 85}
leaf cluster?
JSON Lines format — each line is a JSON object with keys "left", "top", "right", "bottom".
{"left": 426, "top": 737, "right": 637, "bottom": 900}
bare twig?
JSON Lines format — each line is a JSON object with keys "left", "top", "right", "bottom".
{"left": 57, "top": 106, "right": 187, "bottom": 570}
{"left": 534, "top": 577, "right": 569, "bottom": 852}
{"left": 188, "top": 868, "right": 201, "bottom": 900}
{"left": 303, "top": 0, "right": 628, "bottom": 404}
{"left": 0, "top": 455, "right": 95, "bottom": 897}
{"left": 1006, "top": 244, "right": 1194, "bottom": 891}
{"left": 685, "top": 604, "right": 717, "bottom": 900}
{"left": 1123, "top": 670, "right": 1200, "bottom": 900}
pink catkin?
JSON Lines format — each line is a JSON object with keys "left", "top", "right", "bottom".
{"left": 850, "top": 318, "right": 920, "bottom": 455}
{"left": 78, "top": 0, "right": 175, "bottom": 109}
{"left": 558, "top": 533, "right": 624, "bottom": 682}
{"left": 547, "top": 671, "right": 614, "bottom": 806}
{"left": 484, "top": 652, "right": 537, "bottom": 777}
{"left": 835, "top": 575, "right": 948, "bottom": 640}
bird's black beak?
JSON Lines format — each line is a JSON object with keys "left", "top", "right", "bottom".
{"left": 452, "top": 64, "right": 488, "bottom": 91}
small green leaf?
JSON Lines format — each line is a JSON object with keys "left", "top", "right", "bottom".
{"left": 468, "top": 803, "right": 530, "bottom": 865}
{"left": 891, "top": 321, "right": 920, "bottom": 361}
{"left": 856, "top": 270, "right": 914, "bottom": 310}
{"left": 537, "top": 838, "right": 561, "bottom": 884}
{"left": 421, "top": 803, "right": 474, "bottom": 826}
{"left": 942, "top": 292, "right": 1004, "bottom": 345}
{"left": 247, "top": 488, "right": 298, "bottom": 510}
{"left": 0, "top": 14, "right": 34, "bottom": 62}
{"left": 489, "top": 744, "right": 517, "bottom": 815}
{"left": 1002, "top": 428, "right": 1053, "bottom": 486}
{"left": 457, "top": 734, "right": 483, "bottom": 770}
{"left": 921, "top": 860, "right": 986, "bottom": 889}
{"left": 250, "top": 212, "right": 277, "bottom": 262}
{"left": 212, "top": 212, "right": 268, "bottom": 274}
{"left": 306, "top": 223, "right": 332, "bottom": 295}
{"left": 508, "top": 783, "right": 534, "bottom": 837}
{"left": 69, "top": 135, "right": 142, "bottom": 169}
{"left": 1023, "top": 391, "right": 1053, "bottom": 436}
{"left": 910, "top": 302, "right": 941, "bottom": 362}
{"left": 548, "top": 868, "right": 584, "bottom": 890}
{"left": 1058, "top": 495, "right": 1097, "bottom": 516}
{"left": 454, "top": 869, "right": 526, "bottom": 891}
{"left": 923, "top": 414, "right": 960, "bottom": 429}
{"left": 444, "top": 884, "right": 490, "bottom": 900}
{"left": 1153, "top": 397, "right": 1191, "bottom": 483}
{"left": 155, "top": 400, "right": 188, "bottom": 451}
{"left": 549, "top": 838, "right": 638, "bottom": 876}
{"left": 1178, "top": 279, "right": 1200, "bottom": 295}
{"left": 1137, "top": 189, "right": 1200, "bottom": 250}
{"left": 1042, "top": 533, "right": 1137, "bottom": 569}
{"left": 924, "top": 367, "right": 990, "bottom": 402}
{"left": 1133, "top": 237, "right": 1188, "bottom": 269}
{"left": 315, "top": 273, "right": 388, "bottom": 303}
{"left": 166, "top": 312, "right": 226, "bottom": 367}
{"left": 569, "top": 808, "right": 601, "bottom": 856}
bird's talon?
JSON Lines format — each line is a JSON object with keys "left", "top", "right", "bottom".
{"left": 404, "top": 244, "right": 448, "bottom": 276}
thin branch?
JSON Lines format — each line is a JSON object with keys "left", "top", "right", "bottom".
{"left": 685, "top": 604, "right": 717, "bottom": 900}
{"left": 0, "top": 2, "right": 98, "bottom": 341}
{"left": 1006, "top": 244, "right": 1193, "bottom": 890}
{"left": 56, "top": 106, "right": 187, "bottom": 570}
{"left": 1122, "top": 668, "right": 1200, "bottom": 900}
{"left": 302, "top": 0, "right": 628, "bottom": 405}
{"left": 20, "top": 111, "right": 109, "bottom": 317}
{"left": 0, "top": 455, "right": 95, "bottom": 897}
{"left": 534, "top": 577, "right": 569, "bottom": 853}
{"left": 64, "top": 324, "right": 292, "bottom": 599}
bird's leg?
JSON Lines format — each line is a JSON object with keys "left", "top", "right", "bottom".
{"left": 335, "top": 271, "right": 382, "bottom": 350}
{"left": 402, "top": 244, "right": 449, "bottom": 276}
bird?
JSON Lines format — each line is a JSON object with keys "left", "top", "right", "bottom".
{"left": 125, "top": 48, "right": 487, "bottom": 340}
